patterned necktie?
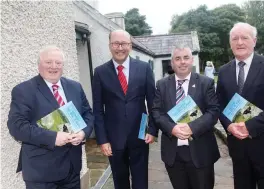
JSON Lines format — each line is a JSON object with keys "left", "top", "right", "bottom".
{"left": 52, "top": 84, "right": 65, "bottom": 107}
{"left": 176, "top": 79, "right": 186, "bottom": 104}
{"left": 117, "top": 65, "right": 128, "bottom": 95}
{"left": 238, "top": 61, "right": 246, "bottom": 94}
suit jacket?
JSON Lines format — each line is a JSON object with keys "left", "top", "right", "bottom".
{"left": 7, "top": 75, "right": 93, "bottom": 182}
{"left": 216, "top": 54, "right": 264, "bottom": 159}
{"left": 152, "top": 73, "right": 220, "bottom": 168}
{"left": 92, "top": 57, "right": 158, "bottom": 150}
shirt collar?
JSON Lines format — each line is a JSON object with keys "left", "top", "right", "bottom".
{"left": 235, "top": 53, "right": 254, "bottom": 67}
{"left": 113, "top": 56, "right": 130, "bottom": 70}
{"left": 175, "top": 72, "right": 191, "bottom": 83}
{"left": 44, "top": 79, "right": 62, "bottom": 89}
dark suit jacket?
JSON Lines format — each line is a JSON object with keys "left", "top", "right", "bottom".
{"left": 152, "top": 73, "right": 220, "bottom": 168}
{"left": 216, "top": 54, "right": 264, "bottom": 159}
{"left": 92, "top": 57, "right": 158, "bottom": 150}
{"left": 7, "top": 75, "right": 93, "bottom": 182}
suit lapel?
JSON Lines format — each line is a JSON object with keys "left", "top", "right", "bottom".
{"left": 107, "top": 60, "right": 125, "bottom": 99}
{"left": 168, "top": 74, "right": 177, "bottom": 105}
{"left": 126, "top": 57, "right": 138, "bottom": 96}
{"left": 60, "top": 77, "right": 72, "bottom": 103}
{"left": 227, "top": 60, "right": 238, "bottom": 95}
{"left": 188, "top": 73, "right": 197, "bottom": 99}
{"left": 242, "top": 54, "right": 263, "bottom": 95}
{"left": 36, "top": 75, "right": 59, "bottom": 109}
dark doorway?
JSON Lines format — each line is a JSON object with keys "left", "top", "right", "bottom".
{"left": 162, "top": 59, "right": 174, "bottom": 76}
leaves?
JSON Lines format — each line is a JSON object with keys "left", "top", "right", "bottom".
{"left": 169, "top": 4, "right": 245, "bottom": 70}
{"left": 125, "top": 8, "right": 152, "bottom": 36}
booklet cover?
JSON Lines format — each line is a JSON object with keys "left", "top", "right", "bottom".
{"left": 168, "top": 95, "right": 202, "bottom": 123}
{"left": 138, "top": 113, "right": 148, "bottom": 140}
{"left": 223, "top": 93, "right": 262, "bottom": 122}
{"left": 37, "top": 101, "right": 87, "bottom": 133}
{"left": 167, "top": 95, "right": 203, "bottom": 141}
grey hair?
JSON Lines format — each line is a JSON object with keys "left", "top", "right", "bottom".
{"left": 37, "top": 45, "right": 65, "bottom": 64}
{"left": 229, "top": 22, "right": 257, "bottom": 38}
{"left": 170, "top": 43, "right": 192, "bottom": 60}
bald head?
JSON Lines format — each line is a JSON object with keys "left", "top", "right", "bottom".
{"left": 109, "top": 29, "right": 131, "bottom": 43}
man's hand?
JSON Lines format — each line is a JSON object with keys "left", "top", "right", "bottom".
{"left": 172, "top": 123, "right": 192, "bottom": 140}
{"left": 70, "top": 130, "right": 86, "bottom": 146}
{"left": 100, "top": 143, "right": 113, "bottom": 156}
{"left": 227, "top": 122, "right": 249, "bottom": 140}
{"left": 145, "top": 134, "right": 155, "bottom": 144}
{"left": 55, "top": 132, "right": 73, "bottom": 146}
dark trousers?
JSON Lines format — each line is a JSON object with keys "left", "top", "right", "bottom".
{"left": 109, "top": 144, "right": 149, "bottom": 189}
{"left": 232, "top": 153, "right": 264, "bottom": 189}
{"left": 165, "top": 146, "right": 214, "bottom": 189}
{"left": 25, "top": 163, "right": 80, "bottom": 189}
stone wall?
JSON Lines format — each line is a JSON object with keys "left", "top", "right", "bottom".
{"left": 1, "top": 1, "right": 81, "bottom": 188}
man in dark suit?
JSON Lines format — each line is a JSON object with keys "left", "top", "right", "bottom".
{"left": 216, "top": 22, "right": 264, "bottom": 189}
{"left": 92, "top": 29, "right": 157, "bottom": 189}
{"left": 7, "top": 46, "right": 93, "bottom": 189}
{"left": 152, "top": 44, "right": 220, "bottom": 189}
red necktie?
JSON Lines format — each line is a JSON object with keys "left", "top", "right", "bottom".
{"left": 117, "top": 65, "right": 128, "bottom": 95}
{"left": 52, "top": 84, "right": 65, "bottom": 107}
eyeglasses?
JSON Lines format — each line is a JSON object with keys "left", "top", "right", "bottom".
{"left": 110, "top": 42, "right": 131, "bottom": 48}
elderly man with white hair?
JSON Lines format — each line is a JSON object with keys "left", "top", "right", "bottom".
{"left": 7, "top": 46, "right": 94, "bottom": 189}
{"left": 217, "top": 22, "right": 264, "bottom": 189}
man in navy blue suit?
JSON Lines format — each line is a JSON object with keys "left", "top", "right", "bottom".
{"left": 7, "top": 46, "right": 93, "bottom": 189}
{"left": 92, "top": 30, "right": 158, "bottom": 189}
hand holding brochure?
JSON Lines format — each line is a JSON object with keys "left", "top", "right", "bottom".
{"left": 167, "top": 95, "right": 203, "bottom": 141}
{"left": 37, "top": 101, "right": 87, "bottom": 133}
{"left": 138, "top": 113, "right": 148, "bottom": 140}
{"left": 223, "top": 93, "right": 262, "bottom": 122}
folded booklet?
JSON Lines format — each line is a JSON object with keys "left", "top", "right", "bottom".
{"left": 167, "top": 95, "right": 203, "bottom": 140}
{"left": 138, "top": 113, "right": 148, "bottom": 140}
{"left": 223, "top": 93, "right": 262, "bottom": 122}
{"left": 37, "top": 101, "right": 87, "bottom": 133}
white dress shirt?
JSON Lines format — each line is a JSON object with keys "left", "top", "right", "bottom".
{"left": 113, "top": 56, "right": 130, "bottom": 82}
{"left": 235, "top": 53, "right": 254, "bottom": 83}
{"left": 44, "top": 79, "right": 67, "bottom": 104}
{"left": 175, "top": 73, "right": 191, "bottom": 146}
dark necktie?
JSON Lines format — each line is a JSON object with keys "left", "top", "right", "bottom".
{"left": 238, "top": 61, "right": 246, "bottom": 94}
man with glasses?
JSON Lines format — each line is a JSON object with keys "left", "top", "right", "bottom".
{"left": 92, "top": 29, "right": 158, "bottom": 189}
{"left": 7, "top": 46, "right": 94, "bottom": 188}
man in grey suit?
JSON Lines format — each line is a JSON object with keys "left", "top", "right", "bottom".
{"left": 152, "top": 44, "right": 220, "bottom": 189}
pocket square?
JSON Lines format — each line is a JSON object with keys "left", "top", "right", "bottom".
{"left": 192, "top": 84, "right": 195, "bottom": 88}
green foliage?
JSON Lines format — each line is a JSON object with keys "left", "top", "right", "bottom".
{"left": 169, "top": 4, "right": 245, "bottom": 70}
{"left": 243, "top": 1, "right": 264, "bottom": 54}
{"left": 125, "top": 8, "right": 152, "bottom": 36}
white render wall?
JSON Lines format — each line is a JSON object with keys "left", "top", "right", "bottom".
{"left": 1, "top": 1, "right": 87, "bottom": 188}
{"left": 130, "top": 49, "right": 154, "bottom": 63}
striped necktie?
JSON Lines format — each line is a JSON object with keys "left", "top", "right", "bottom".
{"left": 176, "top": 79, "right": 186, "bottom": 104}
{"left": 52, "top": 84, "right": 65, "bottom": 107}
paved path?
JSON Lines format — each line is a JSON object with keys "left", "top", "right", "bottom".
{"left": 102, "top": 134, "right": 233, "bottom": 189}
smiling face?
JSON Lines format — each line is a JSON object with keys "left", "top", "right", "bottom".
{"left": 109, "top": 30, "right": 132, "bottom": 64}
{"left": 230, "top": 25, "right": 256, "bottom": 61}
{"left": 38, "top": 49, "right": 64, "bottom": 84}
{"left": 171, "top": 47, "right": 193, "bottom": 78}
